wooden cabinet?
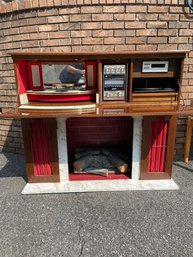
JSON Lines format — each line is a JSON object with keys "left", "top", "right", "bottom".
{"left": 5, "top": 51, "right": 188, "bottom": 184}
{"left": 21, "top": 118, "right": 59, "bottom": 183}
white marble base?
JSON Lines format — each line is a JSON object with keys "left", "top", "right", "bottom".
{"left": 22, "top": 179, "right": 179, "bottom": 194}
{"left": 22, "top": 116, "right": 178, "bottom": 195}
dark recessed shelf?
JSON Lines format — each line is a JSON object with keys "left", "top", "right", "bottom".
{"left": 133, "top": 87, "right": 176, "bottom": 93}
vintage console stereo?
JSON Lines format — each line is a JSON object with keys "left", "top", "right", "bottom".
{"left": 1, "top": 51, "right": 190, "bottom": 189}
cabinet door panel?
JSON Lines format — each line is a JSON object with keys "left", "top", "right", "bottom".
{"left": 21, "top": 118, "right": 59, "bottom": 183}
{"left": 141, "top": 116, "right": 177, "bottom": 180}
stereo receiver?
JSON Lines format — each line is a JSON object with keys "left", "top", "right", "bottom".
{"left": 102, "top": 64, "right": 128, "bottom": 101}
{"left": 142, "top": 61, "right": 169, "bottom": 73}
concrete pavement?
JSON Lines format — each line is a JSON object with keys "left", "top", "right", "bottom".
{"left": 0, "top": 152, "right": 193, "bottom": 257}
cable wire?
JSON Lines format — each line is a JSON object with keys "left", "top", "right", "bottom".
{"left": 186, "top": 0, "right": 193, "bottom": 11}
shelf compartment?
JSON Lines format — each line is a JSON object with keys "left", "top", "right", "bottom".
{"left": 132, "top": 59, "right": 178, "bottom": 78}
{"left": 132, "top": 92, "right": 178, "bottom": 103}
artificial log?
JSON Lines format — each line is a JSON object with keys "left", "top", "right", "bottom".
{"left": 107, "top": 153, "right": 129, "bottom": 173}
{"left": 85, "top": 169, "right": 108, "bottom": 177}
{"left": 102, "top": 149, "right": 129, "bottom": 162}
{"left": 73, "top": 156, "right": 93, "bottom": 172}
{"left": 75, "top": 149, "right": 101, "bottom": 159}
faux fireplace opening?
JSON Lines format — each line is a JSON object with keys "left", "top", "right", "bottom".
{"left": 66, "top": 117, "right": 133, "bottom": 181}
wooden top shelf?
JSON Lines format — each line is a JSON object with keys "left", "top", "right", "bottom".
{"left": 9, "top": 50, "right": 188, "bottom": 61}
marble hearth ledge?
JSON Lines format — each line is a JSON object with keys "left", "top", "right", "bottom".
{"left": 22, "top": 179, "right": 179, "bottom": 194}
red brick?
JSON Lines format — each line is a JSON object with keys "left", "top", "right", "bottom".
{"left": 41, "top": 39, "right": 61, "bottom": 46}
{"left": 169, "top": 6, "right": 184, "bottom": 13}
{"left": 20, "top": 26, "right": 38, "bottom": 34}
{"left": 92, "top": 14, "right": 113, "bottom": 21}
{"left": 81, "top": 22, "right": 102, "bottom": 30}
{"left": 137, "top": 14, "right": 158, "bottom": 21}
{"left": 47, "top": 16, "right": 68, "bottom": 23}
{"left": 102, "top": 21, "right": 125, "bottom": 29}
{"left": 178, "top": 44, "right": 192, "bottom": 51}
{"left": 93, "top": 45, "right": 114, "bottom": 52}
{"left": 103, "top": 5, "right": 124, "bottom": 13}
{"left": 60, "top": 38, "right": 74, "bottom": 45}
{"left": 147, "top": 37, "right": 168, "bottom": 44}
{"left": 114, "top": 30, "right": 135, "bottom": 37}
{"left": 115, "top": 45, "right": 135, "bottom": 51}
{"left": 39, "top": 0, "right": 47, "bottom": 7}
{"left": 114, "top": 14, "right": 135, "bottom": 21}
{"left": 147, "top": 21, "right": 167, "bottom": 29}
{"left": 125, "top": 22, "right": 146, "bottom": 29}
{"left": 126, "top": 5, "right": 147, "bottom": 13}
{"left": 47, "top": 0, "right": 54, "bottom": 6}
{"left": 11, "top": 1, "right": 19, "bottom": 12}
{"left": 27, "top": 17, "right": 48, "bottom": 25}
{"left": 49, "top": 31, "right": 70, "bottom": 38}
{"left": 71, "top": 31, "right": 92, "bottom": 38}
{"left": 82, "top": 37, "right": 103, "bottom": 45}
{"left": 54, "top": 0, "right": 62, "bottom": 5}
{"left": 0, "top": 21, "right": 11, "bottom": 29}
{"left": 158, "top": 29, "right": 178, "bottom": 36}
{"left": 136, "top": 29, "right": 156, "bottom": 37}
{"left": 68, "top": 0, "right": 77, "bottom": 5}
{"left": 157, "top": 44, "right": 177, "bottom": 51}
{"left": 59, "top": 7, "right": 80, "bottom": 14}
{"left": 60, "top": 23, "right": 81, "bottom": 30}
{"left": 169, "top": 21, "right": 189, "bottom": 29}
{"left": 29, "top": 32, "right": 48, "bottom": 40}
{"left": 71, "top": 45, "right": 93, "bottom": 52}
{"left": 136, "top": 45, "right": 157, "bottom": 51}
{"left": 70, "top": 14, "right": 91, "bottom": 22}
{"left": 3, "top": 28, "right": 20, "bottom": 36}
{"left": 148, "top": 6, "right": 169, "bottom": 13}
{"left": 53, "top": 46, "right": 71, "bottom": 52}
{"left": 126, "top": 37, "right": 146, "bottom": 44}
{"left": 92, "top": 30, "right": 113, "bottom": 37}
{"left": 159, "top": 14, "right": 179, "bottom": 21}
{"left": 32, "top": 0, "right": 39, "bottom": 8}
{"left": 38, "top": 24, "right": 59, "bottom": 32}
{"left": 104, "top": 37, "right": 125, "bottom": 44}
{"left": 20, "top": 41, "right": 40, "bottom": 48}
{"left": 180, "top": 14, "right": 191, "bottom": 21}
{"left": 38, "top": 9, "right": 58, "bottom": 16}
{"left": 169, "top": 37, "right": 189, "bottom": 44}
{"left": 81, "top": 6, "right": 102, "bottom": 13}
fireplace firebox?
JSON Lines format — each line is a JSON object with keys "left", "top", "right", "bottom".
{"left": 66, "top": 117, "right": 133, "bottom": 180}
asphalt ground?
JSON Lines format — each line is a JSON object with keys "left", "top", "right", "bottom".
{"left": 0, "top": 152, "right": 193, "bottom": 257}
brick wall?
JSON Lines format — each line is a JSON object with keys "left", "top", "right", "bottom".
{"left": 0, "top": 0, "right": 192, "bottom": 158}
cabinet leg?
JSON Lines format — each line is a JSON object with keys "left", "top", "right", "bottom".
{"left": 184, "top": 116, "right": 193, "bottom": 163}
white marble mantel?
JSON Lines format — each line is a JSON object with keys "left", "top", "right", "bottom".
{"left": 22, "top": 117, "right": 179, "bottom": 194}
